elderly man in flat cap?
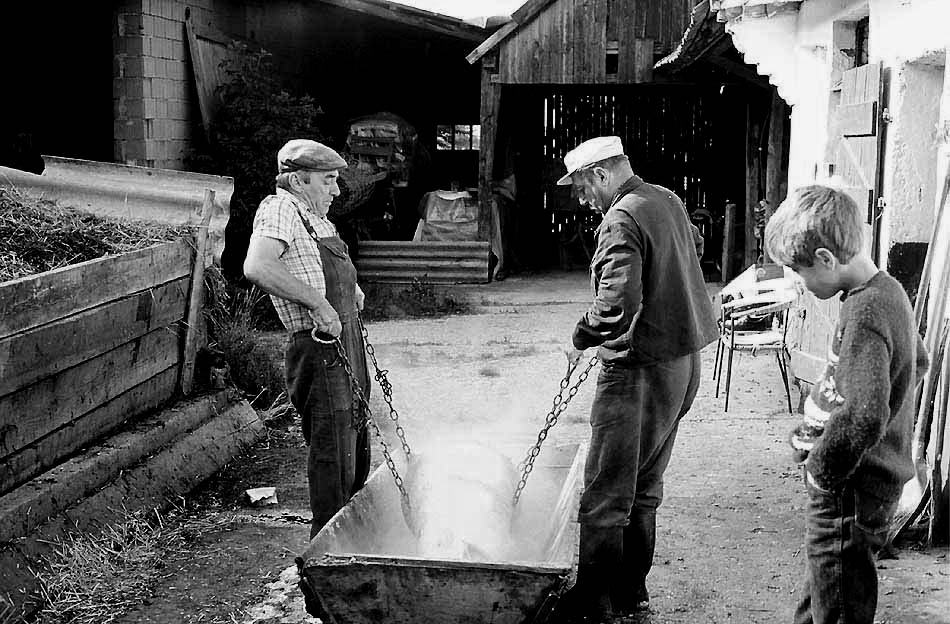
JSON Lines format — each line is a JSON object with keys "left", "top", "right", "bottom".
{"left": 553, "top": 137, "right": 718, "bottom": 622}
{"left": 244, "top": 139, "right": 370, "bottom": 537}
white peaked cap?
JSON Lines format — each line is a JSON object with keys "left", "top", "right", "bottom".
{"left": 556, "top": 136, "right": 625, "bottom": 185}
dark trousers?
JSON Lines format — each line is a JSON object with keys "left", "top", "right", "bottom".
{"left": 794, "top": 480, "right": 897, "bottom": 624}
{"left": 576, "top": 352, "right": 701, "bottom": 611}
{"left": 285, "top": 331, "right": 371, "bottom": 538}
{"left": 579, "top": 352, "right": 701, "bottom": 527}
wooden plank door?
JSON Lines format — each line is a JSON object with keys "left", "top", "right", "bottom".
{"left": 790, "top": 62, "right": 884, "bottom": 385}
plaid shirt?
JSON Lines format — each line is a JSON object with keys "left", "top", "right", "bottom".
{"left": 250, "top": 189, "right": 339, "bottom": 332}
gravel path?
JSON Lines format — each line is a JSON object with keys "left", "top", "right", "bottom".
{"left": 113, "top": 271, "right": 949, "bottom": 624}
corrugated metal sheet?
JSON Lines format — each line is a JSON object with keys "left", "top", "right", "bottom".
{"left": 355, "top": 241, "right": 491, "bottom": 284}
{"left": 0, "top": 156, "right": 232, "bottom": 264}
{"left": 710, "top": 0, "right": 802, "bottom": 22}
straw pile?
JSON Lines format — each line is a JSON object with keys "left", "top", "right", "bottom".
{"left": 0, "top": 187, "right": 191, "bottom": 283}
{"left": 34, "top": 507, "right": 236, "bottom": 624}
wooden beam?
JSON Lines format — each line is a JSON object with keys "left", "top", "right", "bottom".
{"left": 634, "top": 38, "right": 654, "bottom": 83}
{"left": 704, "top": 56, "right": 771, "bottom": 89}
{"left": 745, "top": 101, "right": 763, "bottom": 268}
{"left": 0, "top": 366, "right": 176, "bottom": 496}
{"left": 467, "top": 0, "right": 561, "bottom": 64}
{"left": 722, "top": 201, "right": 736, "bottom": 282}
{"left": 0, "top": 277, "right": 189, "bottom": 397}
{"left": 478, "top": 65, "right": 502, "bottom": 248}
{"left": 0, "top": 240, "right": 192, "bottom": 340}
{"left": 512, "top": 0, "right": 560, "bottom": 25}
{"left": 179, "top": 190, "right": 214, "bottom": 396}
{"left": 467, "top": 21, "right": 518, "bottom": 64}
{"left": 763, "top": 87, "right": 789, "bottom": 263}
{"left": 0, "top": 327, "right": 180, "bottom": 458}
{"left": 314, "top": 0, "right": 486, "bottom": 42}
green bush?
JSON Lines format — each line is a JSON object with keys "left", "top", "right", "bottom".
{"left": 189, "top": 42, "right": 326, "bottom": 278}
{"left": 204, "top": 269, "right": 285, "bottom": 408}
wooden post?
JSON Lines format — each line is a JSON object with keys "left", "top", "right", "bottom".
{"left": 721, "top": 201, "right": 736, "bottom": 282}
{"left": 764, "top": 87, "right": 789, "bottom": 264}
{"left": 179, "top": 189, "right": 215, "bottom": 395}
{"left": 478, "top": 58, "right": 502, "bottom": 244}
{"left": 745, "top": 100, "right": 762, "bottom": 269}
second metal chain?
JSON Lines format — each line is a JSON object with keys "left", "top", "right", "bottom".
{"left": 358, "top": 315, "right": 412, "bottom": 458}
{"left": 316, "top": 328, "right": 411, "bottom": 507}
{"left": 513, "top": 354, "right": 598, "bottom": 504}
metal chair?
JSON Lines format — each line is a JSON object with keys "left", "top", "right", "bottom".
{"left": 713, "top": 277, "right": 800, "bottom": 413}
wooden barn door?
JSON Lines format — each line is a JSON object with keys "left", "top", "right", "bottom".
{"left": 509, "top": 84, "right": 745, "bottom": 270}
{"left": 791, "top": 62, "right": 885, "bottom": 385}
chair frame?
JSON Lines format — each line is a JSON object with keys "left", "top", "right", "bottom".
{"left": 713, "top": 283, "right": 798, "bottom": 414}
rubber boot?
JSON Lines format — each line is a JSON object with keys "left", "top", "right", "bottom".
{"left": 612, "top": 508, "right": 656, "bottom": 615}
{"left": 550, "top": 525, "right": 622, "bottom": 623}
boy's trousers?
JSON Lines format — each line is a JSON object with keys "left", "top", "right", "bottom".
{"left": 794, "top": 479, "right": 897, "bottom": 624}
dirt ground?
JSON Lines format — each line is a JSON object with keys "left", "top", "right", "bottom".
{"left": 110, "top": 271, "right": 949, "bottom": 624}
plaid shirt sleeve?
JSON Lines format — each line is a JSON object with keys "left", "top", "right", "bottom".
{"left": 249, "top": 193, "right": 329, "bottom": 331}
{"left": 251, "top": 195, "right": 296, "bottom": 247}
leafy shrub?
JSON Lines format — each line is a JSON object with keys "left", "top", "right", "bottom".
{"left": 204, "top": 268, "right": 285, "bottom": 408}
{"left": 189, "top": 42, "right": 326, "bottom": 279}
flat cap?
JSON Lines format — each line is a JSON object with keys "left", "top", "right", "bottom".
{"left": 277, "top": 139, "right": 347, "bottom": 174}
{"left": 556, "top": 136, "right": 625, "bottom": 185}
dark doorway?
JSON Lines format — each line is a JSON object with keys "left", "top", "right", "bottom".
{"left": 497, "top": 84, "right": 747, "bottom": 272}
{"left": 1, "top": 4, "right": 115, "bottom": 170}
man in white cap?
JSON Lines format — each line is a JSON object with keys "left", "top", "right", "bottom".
{"left": 554, "top": 136, "right": 718, "bottom": 622}
{"left": 244, "top": 138, "right": 370, "bottom": 538}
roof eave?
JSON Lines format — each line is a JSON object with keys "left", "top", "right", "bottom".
{"left": 314, "top": 0, "right": 487, "bottom": 42}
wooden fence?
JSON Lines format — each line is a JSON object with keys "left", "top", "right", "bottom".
{"left": 0, "top": 238, "right": 203, "bottom": 495}
{"left": 502, "top": 84, "right": 747, "bottom": 268}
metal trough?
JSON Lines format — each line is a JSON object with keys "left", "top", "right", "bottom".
{"left": 298, "top": 443, "right": 583, "bottom": 624}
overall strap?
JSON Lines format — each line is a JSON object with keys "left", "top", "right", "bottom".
{"left": 295, "top": 208, "right": 327, "bottom": 244}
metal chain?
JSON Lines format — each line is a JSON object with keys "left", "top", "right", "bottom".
{"left": 513, "top": 354, "right": 599, "bottom": 504}
{"left": 312, "top": 328, "right": 411, "bottom": 507}
{"left": 358, "top": 315, "right": 412, "bottom": 457}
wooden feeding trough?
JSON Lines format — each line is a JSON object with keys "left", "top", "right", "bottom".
{"left": 297, "top": 443, "right": 584, "bottom": 624}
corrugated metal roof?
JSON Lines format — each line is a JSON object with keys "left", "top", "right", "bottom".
{"left": 654, "top": 0, "right": 714, "bottom": 71}
{"left": 315, "top": 0, "right": 487, "bottom": 42}
{"left": 710, "top": 0, "right": 803, "bottom": 22}
{"left": 356, "top": 241, "right": 491, "bottom": 283}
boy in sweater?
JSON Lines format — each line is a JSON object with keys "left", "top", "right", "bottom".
{"left": 764, "top": 184, "right": 928, "bottom": 624}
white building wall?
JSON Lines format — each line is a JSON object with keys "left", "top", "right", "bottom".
{"left": 725, "top": 0, "right": 949, "bottom": 263}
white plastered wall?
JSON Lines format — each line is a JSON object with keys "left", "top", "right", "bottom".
{"left": 725, "top": 0, "right": 949, "bottom": 263}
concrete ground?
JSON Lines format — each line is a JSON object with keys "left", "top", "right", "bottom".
{"left": 109, "top": 269, "right": 949, "bottom": 624}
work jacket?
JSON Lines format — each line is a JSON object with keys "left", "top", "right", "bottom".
{"left": 573, "top": 174, "right": 718, "bottom": 367}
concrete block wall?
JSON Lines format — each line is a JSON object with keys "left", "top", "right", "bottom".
{"left": 113, "top": 0, "right": 232, "bottom": 170}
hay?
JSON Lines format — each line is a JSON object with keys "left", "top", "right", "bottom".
{"left": 33, "top": 506, "right": 236, "bottom": 624}
{"left": 0, "top": 186, "right": 192, "bottom": 283}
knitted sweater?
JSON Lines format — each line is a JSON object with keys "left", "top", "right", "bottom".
{"left": 793, "top": 271, "right": 929, "bottom": 500}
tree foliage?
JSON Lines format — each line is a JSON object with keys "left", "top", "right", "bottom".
{"left": 191, "top": 42, "right": 325, "bottom": 278}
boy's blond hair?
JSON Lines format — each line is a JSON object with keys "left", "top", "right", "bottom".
{"left": 764, "top": 184, "right": 865, "bottom": 267}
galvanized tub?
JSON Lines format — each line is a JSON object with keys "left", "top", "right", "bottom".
{"left": 297, "top": 443, "right": 583, "bottom": 624}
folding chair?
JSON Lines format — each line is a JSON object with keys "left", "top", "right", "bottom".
{"left": 713, "top": 277, "right": 800, "bottom": 413}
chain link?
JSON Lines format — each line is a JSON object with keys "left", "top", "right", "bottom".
{"left": 358, "top": 315, "right": 412, "bottom": 458}
{"left": 315, "top": 328, "right": 412, "bottom": 507}
{"left": 513, "top": 354, "right": 598, "bottom": 504}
